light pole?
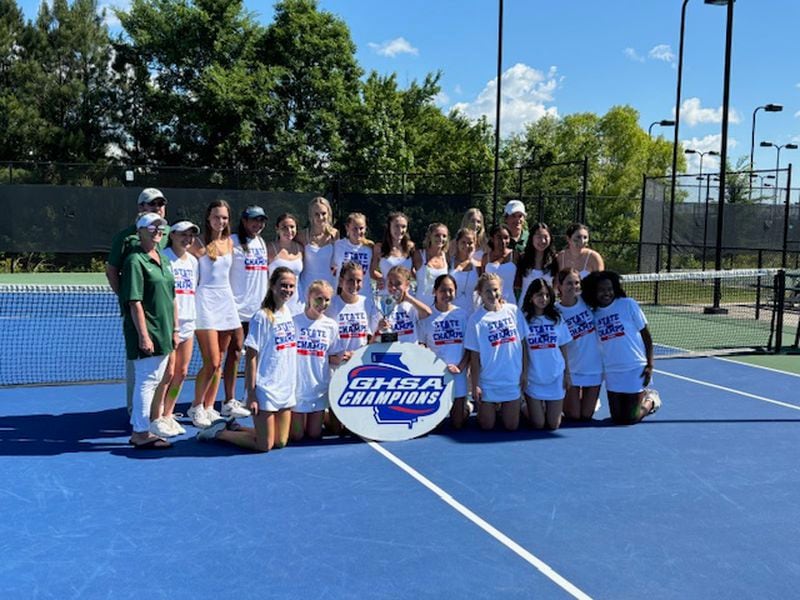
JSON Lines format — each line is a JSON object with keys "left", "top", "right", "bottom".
{"left": 649, "top": 119, "right": 676, "bottom": 138}
{"left": 685, "top": 148, "right": 719, "bottom": 202}
{"left": 749, "top": 103, "right": 782, "bottom": 196}
{"left": 705, "top": 0, "right": 734, "bottom": 313}
{"left": 760, "top": 141, "right": 798, "bottom": 203}
{"left": 667, "top": 0, "right": 692, "bottom": 272}
{"left": 491, "top": 0, "right": 504, "bottom": 226}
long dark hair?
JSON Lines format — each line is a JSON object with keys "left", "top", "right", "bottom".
{"left": 515, "top": 222, "right": 557, "bottom": 288}
{"left": 262, "top": 267, "right": 296, "bottom": 322}
{"left": 486, "top": 223, "right": 511, "bottom": 251}
{"left": 581, "top": 270, "right": 626, "bottom": 309}
{"left": 521, "top": 277, "right": 560, "bottom": 322}
{"left": 380, "top": 211, "right": 414, "bottom": 257}
{"left": 202, "top": 199, "right": 232, "bottom": 249}
{"left": 237, "top": 206, "right": 266, "bottom": 253}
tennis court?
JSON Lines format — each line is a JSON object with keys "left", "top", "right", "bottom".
{"left": 1, "top": 351, "right": 799, "bottom": 599}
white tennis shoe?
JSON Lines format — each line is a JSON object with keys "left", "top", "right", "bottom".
{"left": 221, "top": 399, "right": 251, "bottom": 418}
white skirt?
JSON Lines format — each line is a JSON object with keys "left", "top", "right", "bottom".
{"left": 195, "top": 285, "right": 241, "bottom": 331}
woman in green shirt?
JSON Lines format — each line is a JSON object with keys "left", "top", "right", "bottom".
{"left": 121, "top": 213, "right": 179, "bottom": 449}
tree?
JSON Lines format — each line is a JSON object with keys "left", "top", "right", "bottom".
{"left": 116, "top": 0, "right": 278, "bottom": 168}
{"left": 23, "top": 0, "right": 120, "bottom": 163}
{"left": 258, "top": 0, "right": 362, "bottom": 175}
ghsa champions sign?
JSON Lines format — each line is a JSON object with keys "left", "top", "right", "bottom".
{"left": 329, "top": 342, "right": 454, "bottom": 441}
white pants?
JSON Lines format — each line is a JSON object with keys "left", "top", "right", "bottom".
{"left": 130, "top": 355, "right": 169, "bottom": 433}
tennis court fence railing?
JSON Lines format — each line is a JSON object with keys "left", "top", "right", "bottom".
{"left": 2, "top": 269, "right": 799, "bottom": 386}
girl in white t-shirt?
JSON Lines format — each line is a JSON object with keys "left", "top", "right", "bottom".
{"left": 150, "top": 221, "right": 199, "bottom": 438}
{"left": 420, "top": 274, "right": 471, "bottom": 429}
{"left": 375, "top": 265, "right": 432, "bottom": 343}
{"left": 371, "top": 211, "right": 415, "bottom": 291}
{"left": 290, "top": 280, "right": 342, "bottom": 442}
{"left": 480, "top": 224, "right": 518, "bottom": 305}
{"left": 555, "top": 268, "right": 603, "bottom": 421}
{"left": 449, "top": 228, "right": 481, "bottom": 315}
{"left": 515, "top": 222, "right": 557, "bottom": 300}
{"left": 582, "top": 271, "right": 660, "bottom": 425}
{"left": 465, "top": 272, "right": 523, "bottom": 431}
{"left": 196, "top": 267, "right": 298, "bottom": 451}
{"left": 331, "top": 212, "right": 374, "bottom": 289}
{"left": 222, "top": 206, "right": 268, "bottom": 419}
{"left": 520, "top": 277, "right": 572, "bottom": 430}
{"left": 324, "top": 260, "right": 379, "bottom": 435}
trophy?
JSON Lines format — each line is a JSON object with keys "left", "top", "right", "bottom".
{"left": 374, "top": 291, "right": 399, "bottom": 343}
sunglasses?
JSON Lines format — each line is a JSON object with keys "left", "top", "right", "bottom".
{"left": 146, "top": 225, "right": 168, "bottom": 234}
{"left": 144, "top": 199, "right": 167, "bottom": 208}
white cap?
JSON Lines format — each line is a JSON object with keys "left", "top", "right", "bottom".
{"left": 170, "top": 220, "right": 199, "bottom": 234}
{"left": 137, "top": 188, "right": 166, "bottom": 205}
{"left": 503, "top": 199, "right": 526, "bottom": 216}
{"left": 136, "top": 213, "right": 168, "bottom": 229}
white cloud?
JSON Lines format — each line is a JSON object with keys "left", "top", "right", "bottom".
{"left": 795, "top": 110, "right": 800, "bottom": 118}
{"left": 454, "top": 84, "right": 463, "bottom": 95}
{"left": 451, "top": 63, "right": 560, "bottom": 136}
{"left": 648, "top": 44, "right": 675, "bottom": 64}
{"left": 624, "top": 48, "right": 645, "bottom": 63}
{"left": 433, "top": 90, "right": 450, "bottom": 106}
{"left": 368, "top": 37, "right": 419, "bottom": 58}
{"left": 677, "top": 97, "right": 741, "bottom": 126}
{"left": 681, "top": 134, "right": 739, "bottom": 173}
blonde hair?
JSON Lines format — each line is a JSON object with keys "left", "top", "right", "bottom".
{"left": 308, "top": 196, "right": 337, "bottom": 238}
{"left": 460, "top": 207, "right": 487, "bottom": 251}
{"left": 305, "top": 279, "right": 334, "bottom": 303}
{"left": 422, "top": 222, "right": 450, "bottom": 254}
{"left": 387, "top": 265, "right": 412, "bottom": 284}
{"left": 475, "top": 271, "right": 502, "bottom": 295}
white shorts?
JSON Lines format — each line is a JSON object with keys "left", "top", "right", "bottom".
{"left": 178, "top": 319, "right": 195, "bottom": 343}
{"left": 293, "top": 395, "right": 328, "bottom": 414}
{"left": 525, "top": 376, "right": 565, "bottom": 401}
{"left": 605, "top": 368, "right": 649, "bottom": 394}
{"left": 570, "top": 372, "right": 603, "bottom": 387}
{"left": 255, "top": 388, "right": 296, "bottom": 412}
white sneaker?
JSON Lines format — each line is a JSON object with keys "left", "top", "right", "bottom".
{"left": 167, "top": 415, "right": 186, "bottom": 435}
{"left": 188, "top": 405, "right": 212, "bottom": 428}
{"left": 644, "top": 389, "right": 662, "bottom": 415}
{"left": 221, "top": 399, "right": 251, "bottom": 418}
{"left": 206, "top": 406, "right": 223, "bottom": 422}
{"left": 196, "top": 419, "right": 227, "bottom": 441}
{"left": 150, "top": 417, "right": 178, "bottom": 438}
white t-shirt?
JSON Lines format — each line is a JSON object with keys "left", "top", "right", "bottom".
{"left": 464, "top": 303, "right": 522, "bottom": 402}
{"left": 420, "top": 305, "right": 468, "bottom": 367}
{"left": 593, "top": 297, "right": 648, "bottom": 373}
{"left": 384, "top": 299, "right": 423, "bottom": 343}
{"left": 230, "top": 233, "right": 268, "bottom": 322}
{"left": 245, "top": 306, "right": 297, "bottom": 410}
{"left": 332, "top": 239, "right": 373, "bottom": 286}
{"left": 520, "top": 311, "right": 571, "bottom": 387}
{"left": 556, "top": 298, "right": 603, "bottom": 377}
{"left": 293, "top": 313, "right": 340, "bottom": 406}
{"left": 325, "top": 295, "right": 380, "bottom": 353}
{"left": 519, "top": 268, "right": 553, "bottom": 301}
{"left": 164, "top": 248, "right": 198, "bottom": 323}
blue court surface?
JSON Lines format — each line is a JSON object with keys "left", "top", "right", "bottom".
{"left": 1, "top": 356, "right": 799, "bottom": 599}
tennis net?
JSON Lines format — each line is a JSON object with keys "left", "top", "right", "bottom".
{"left": 1, "top": 269, "right": 798, "bottom": 385}
{"left": 622, "top": 268, "right": 799, "bottom": 357}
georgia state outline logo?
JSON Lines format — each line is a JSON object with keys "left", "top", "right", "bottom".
{"left": 329, "top": 343, "right": 454, "bottom": 441}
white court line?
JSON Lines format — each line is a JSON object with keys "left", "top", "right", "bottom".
{"left": 654, "top": 369, "right": 800, "bottom": 411}
{"left": 715, "top": 356, "right": 800, "bottom": 379}
{"left": 367, "top": 440, "right": 593, "bottom": 600}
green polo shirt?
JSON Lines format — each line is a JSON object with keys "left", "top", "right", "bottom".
{"left": 108, "top": 224, "right": 170, "bottom": 270}
{"left": 120, "top": 247, "right": 176, "bottom": 360}
{"left": 510, "top": 228, "right": 528, "bottom": 255}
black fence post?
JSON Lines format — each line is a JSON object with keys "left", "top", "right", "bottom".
{"left": 581, "top": 156, "right": 588, "bottom": 223}
{"left": 782, "top": 164, "right": 792, "bottom": 268}
{"left": 638, "top": 173, "right": 647, "bottom": 273}
{"left": 774, "top": 270, "right": 785, "bottom": 353}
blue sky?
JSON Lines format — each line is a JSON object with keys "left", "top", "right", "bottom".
{"left": 17, "top": 0, "right": 800, "bottom": 174}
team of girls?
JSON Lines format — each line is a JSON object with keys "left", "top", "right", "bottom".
{"left": 134, "top": 197, "right": 653, "bottom": 447}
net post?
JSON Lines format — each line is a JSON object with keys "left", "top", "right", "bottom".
{"left": 773, "top": 270, "right": 785, "bottom": 353}
{"left": 781, "top": 163, "right": 792, "bottom": 268}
